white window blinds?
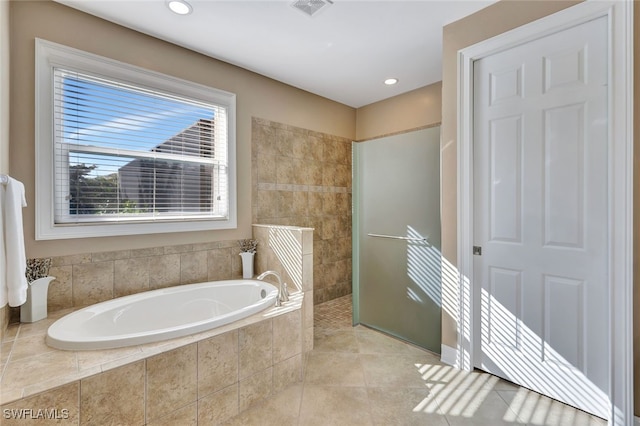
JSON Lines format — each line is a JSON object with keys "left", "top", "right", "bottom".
{"left": 52, "top": 68, "right": 229, "bottom": 224}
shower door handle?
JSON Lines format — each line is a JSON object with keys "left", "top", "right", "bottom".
{"left": 367, "top": 233, "right": 429, "bottom": 243}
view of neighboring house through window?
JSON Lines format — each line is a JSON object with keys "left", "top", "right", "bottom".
{"left": 35, "top": 39, "right": 236, "bottom": 239}
{"left": 54, "top": 69, "right": 228, "bottom": 224}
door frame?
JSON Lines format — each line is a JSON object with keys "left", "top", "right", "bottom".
{"left": 455, "top": 1, "right": 633, "bottom": 424}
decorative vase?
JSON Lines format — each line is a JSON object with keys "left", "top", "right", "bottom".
{"left": 239, "top": 252, "right": 255, "bottom": 279}
{"left": 21, "top": 276, "right": 55, "bottom": 323}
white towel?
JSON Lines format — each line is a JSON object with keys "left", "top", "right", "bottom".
{"left": 0, "top": 176, "right": 28, "bottom": 307}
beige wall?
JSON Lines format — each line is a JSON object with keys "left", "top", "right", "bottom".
{"left": 1, "top": 0, "right": 9, "bottom": 173}
{"left": 9, "top": 0, "right": 356, "bottom": 259}
{"left": 355, "top": 82, "right": 442, "bottom": 141}
{"left": 1, "top": 0, "right": 11, "bottom": 338}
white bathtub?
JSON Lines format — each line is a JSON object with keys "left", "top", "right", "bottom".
{"left": 46, "top": 279, "right": 278, "bottom": 350}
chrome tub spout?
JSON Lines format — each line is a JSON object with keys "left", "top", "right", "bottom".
{"left": 257, "top": 270, "right": 289, "bottom": 307}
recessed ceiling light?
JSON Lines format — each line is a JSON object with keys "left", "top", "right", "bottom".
{"left": 384, "top": 78, "right": 399, "bottom": 85}
{"left": 167, "top": 0, "right": 192, "bottom": 15}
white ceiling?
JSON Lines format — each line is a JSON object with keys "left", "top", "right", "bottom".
{"left": 54, "top": 0, "right": 495, "bottom": 108}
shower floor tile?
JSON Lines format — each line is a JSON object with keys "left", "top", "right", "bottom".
{"left": 313, "top": 293, "right": 352, "bottom": 333}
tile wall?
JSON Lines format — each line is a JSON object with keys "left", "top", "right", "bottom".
{"left": 41, "top": 240, "right": 243, "bottom": 318}
{"left": 252, "top": 117, "right": 352, "bottom": 305}
{"left": 1, "top": 310, "right": 302, "bottom": 425}
{"left": 7, "top": 227, "right": 314, "bottom": 352}
{"left": 1, "top": 223, "right": 311, "bottom": 424}
{"left": 253, "top": 224, "right": 314, "bottom": 353}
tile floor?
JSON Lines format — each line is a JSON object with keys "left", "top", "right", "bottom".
{"left": 223, "top": 294, "right": 607, "bottom": 426}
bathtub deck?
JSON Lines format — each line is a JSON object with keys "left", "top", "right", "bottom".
{"left": 0, "top": 293, "right": 303, "bottom": 406}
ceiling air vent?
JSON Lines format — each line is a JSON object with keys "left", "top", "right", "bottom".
{"left": 291, "top": 0, "right": 333, "bottom": 17}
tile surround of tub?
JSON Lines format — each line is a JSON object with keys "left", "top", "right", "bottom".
{"left": 81, "top": 360, "right": 145, "bottom": 425}
{"left": 1, "top": 223, "right": 312, "bottom": 424}
{"left": 198, "top": 384, "right": 238, "bottom": 425}
{"left": 1, "top": 301, "right": 304, "bottom": 424}
{"left": 252, "top": 224, "right": 314, "bottom": 353}
{"left": 0, "top": 382, "right": 79, "bottom": 426}
{"left": 239, "top": 320, "right": 273, "bottom": 380}
{"left": 197, "top": 330, "right": 238, "bottom": 398}
{"left": 252, "top": 117, "right": 352, "bottom": 305}
{"left": 39, "top": 239, "right": 244, "bottom": 315}
{"left": 146, "top": 344, "right": 198, "bottom": 421}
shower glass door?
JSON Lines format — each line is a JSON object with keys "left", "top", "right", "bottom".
{"left": 352, "top": 126, "right": 441, "bottom": 353}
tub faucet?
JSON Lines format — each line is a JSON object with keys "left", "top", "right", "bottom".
{"left": 257, "top": 270, "right": 289, "bottom": 307}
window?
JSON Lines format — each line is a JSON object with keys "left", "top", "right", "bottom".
{"left": 35, "top": 39, "right": 236, "bottom": 239}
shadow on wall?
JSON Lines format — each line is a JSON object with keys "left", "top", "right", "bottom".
{"left": 252, "top": 224, "right": 314, "bottom": 353}
{"left": 268, "top": 227, "right": 303, "bottom": 293}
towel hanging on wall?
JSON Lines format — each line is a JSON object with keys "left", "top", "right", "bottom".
{"left": 0, "top": 174, "right": 28, "bottom": 308}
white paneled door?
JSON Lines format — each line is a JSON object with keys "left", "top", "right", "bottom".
{"left": 473, "top": 16, "right": 609, "bottom": 418}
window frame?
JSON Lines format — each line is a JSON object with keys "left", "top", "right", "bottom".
{"left": 35, "top": 38, "right": 237, "bottom": 240}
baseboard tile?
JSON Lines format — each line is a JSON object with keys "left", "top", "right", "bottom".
{"left": 440, "top": 344, "right": 458, "bottom": 367}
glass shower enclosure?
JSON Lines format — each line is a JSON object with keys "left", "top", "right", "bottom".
{"left": 352, "top": 126, "right": 442, "bottom": 353}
